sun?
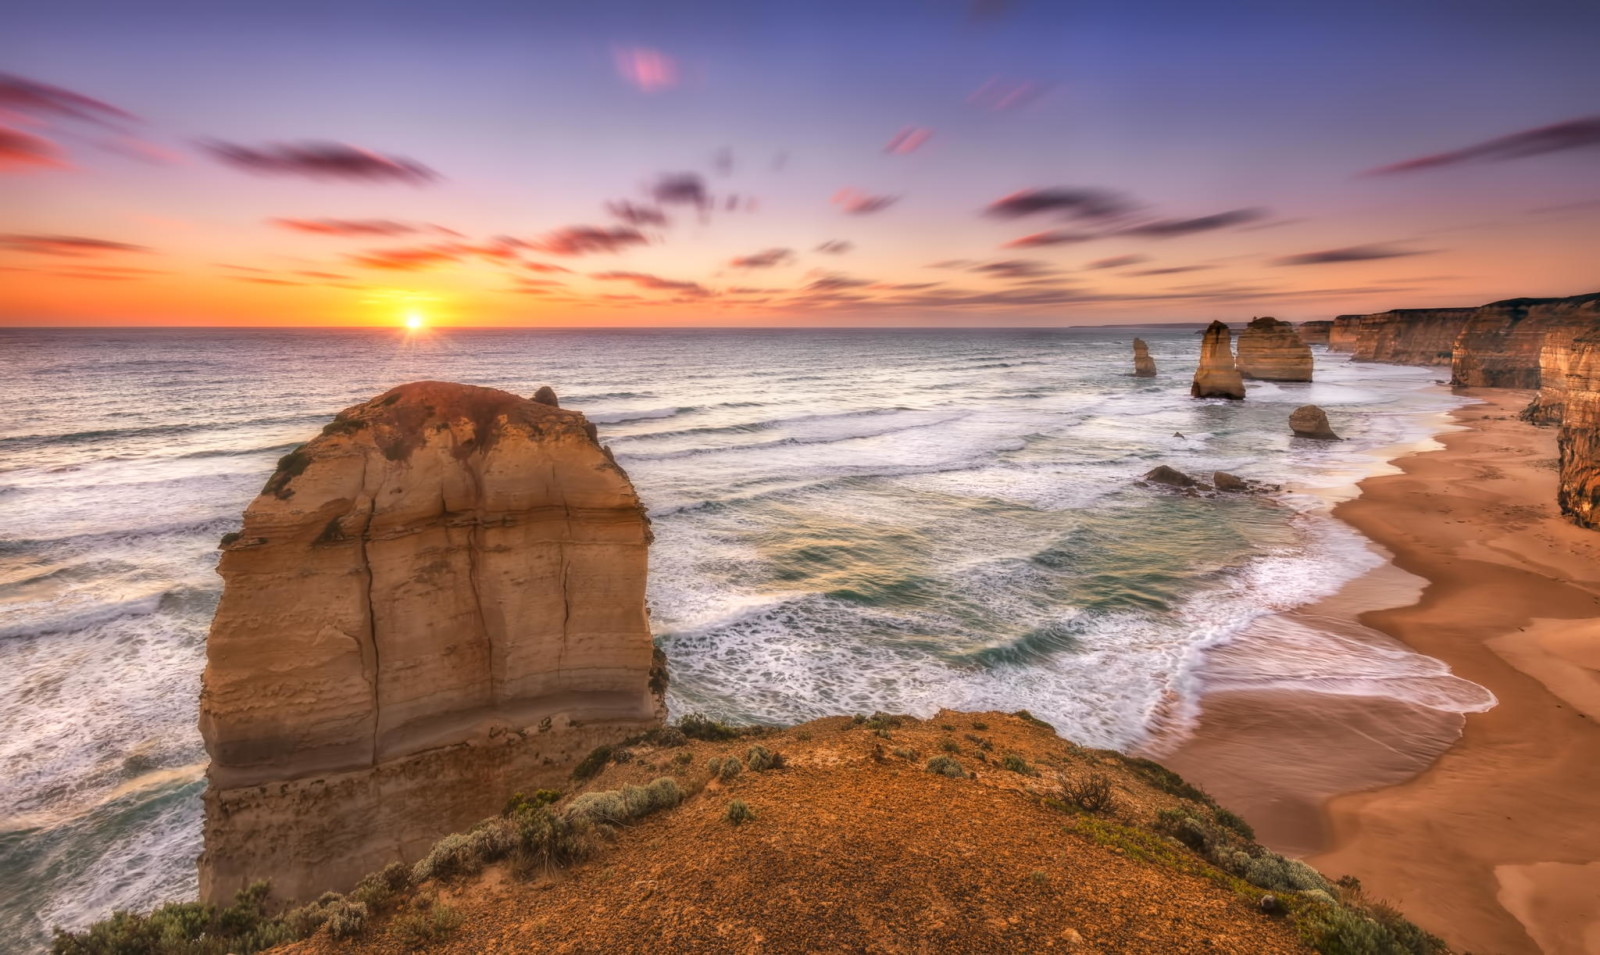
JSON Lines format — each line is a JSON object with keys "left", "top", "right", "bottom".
{"left": 404, "top": 312, "right": 425, "bottom": 331}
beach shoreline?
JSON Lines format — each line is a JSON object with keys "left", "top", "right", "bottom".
{"left": 1168, "top": 389, "right": 1600, "bottom": 954}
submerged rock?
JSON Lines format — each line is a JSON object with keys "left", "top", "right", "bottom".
{"left": 1191, "top": 321, "right": 1246, "bottom": 400}
{"left": 1290, "top": 404, "right": 1340, "bottom": 440}
{"left": 1236, "top": 317, "right": 1313, "bottom": 382}
{"left": 1132, "top": 337, "right": 1157, "bottom": 377}
{"left": 198, "top": 381, "right": 665, "bottom": 904}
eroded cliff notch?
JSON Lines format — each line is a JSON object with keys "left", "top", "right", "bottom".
{"left": 199, "top": 381, "right": 665, "bottom": 904}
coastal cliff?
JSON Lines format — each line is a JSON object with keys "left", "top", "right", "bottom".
{"left": 1452, "top": 295, "right": 1600, "bottom": 389}
{"left": 1237, "top": 317, "right": 1313, "bottom": 381}
{"left": 198, "top": 381, "right": 665, "bottom": 904}
{"left": 1330, "top": 309, "right": 1477, "bottom": 365}
{"left": 1296, "top": 321, "right": 1332, "bottom": 346}
{"left": 1558, "top": 331, "right": 1600, "bottom": 528}
{"left": 1191, "top": 321, "right": 1246, "bottom": 399}
{"left": 1520, "top": 294, "right": 1600, "bottom": 425}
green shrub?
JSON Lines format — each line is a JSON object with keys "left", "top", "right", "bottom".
{"left": 707, "top": 755, "right": 743, "bottom": 782}
{"left": 1012, "top": 710, "right": 1052, "bottom": 728}
{"left": 1118, "top": 756, "right": 1213, "bottom": 805}
{"left": 746, "top": 745, "right": 786, "bottom": 771}
{"left": 51, "top": 881, "right": 293, "bottom": 955}
{"left": 572, "top": 744, "right": 615, "bottom": 781}
{"left": 925, "top": 755, "right": 965, "bottom": 777}
{"left": 892, "top": 747, "right": 918, "bottom": 761}
{"left": 1062, "top": 773, "right": 1114, "bottom": 813}
{"left": 350, "top": 861, "right": 411, "bottom": 910}
{"left": 394, "top": 903, "right": 464, "bottom": 948}
{"left": 971, "top": 721, "right": 989, "bottom": 731}
{"left": 673, "top": 750, "right": 694, "bottom": 766}
{"left": 963, "top": 733, "right": 993, "bottom": 751}
{"left": 863, "top": 712, "right": 905, "bottom": 731}
{"left": 1001, "top": 754, "right": 1035, "bottom": 776}
{"left": 679, "top": 713, "right": 741, "bottom": 741}
{"left": 724, "top": 800, "right": 755, "bottom": 825}
{"left": 503, "top": 789, "right": 562, "bottom": 816}
{"left": 1297, "top": 897, "right": 1444, "bottom": 955}
{"left": 511, "top": 806, "right": 592, "bottom": 875}
{"left": 568, "top": 790, "right": 629, "bottom": 826}
{"left": 324, "top": 899, "right": 368, "bottom": 940}
{"left": 1214, "top": 807, "right": 1255, "bottom": 841}
{"left": 940, "top": 738, "right": 962, "bottom": 754}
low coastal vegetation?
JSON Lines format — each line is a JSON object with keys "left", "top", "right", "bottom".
{"left": 54, "top": 710, "right": 1443, "bottom": 955}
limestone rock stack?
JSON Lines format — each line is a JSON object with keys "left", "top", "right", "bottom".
{"left": 1236, "top": 317, "right": 1313, "bottom": 381}
{"left": 1132, "top": 338, "right": 1157, "bottom": 377}
{"left": 1191, "top": 321, "right": 1246, "bottom": 399}
{"left": 198, "top": 381, "right": 665, "bottom": 904}
{"left": 1296, "top": 321, "right": 1332, "bottom": 346}
{"left": 1557, "top": 332, "right": 1600, "bottom": 528}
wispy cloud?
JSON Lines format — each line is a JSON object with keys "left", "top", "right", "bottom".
{"left": 0, "top": 125, "right": 65, "bottom": 170}
{"left": 270, "top": 218, "right": 458, "bottom": 237}
{"left": 651, "top": 172, "right": 709, "bottom": 209}
{"left": 832, "top": 188, "right": 898, "bottom": 215}
{"left": 1086, "top": 255, "right": 1148, "bottom": 270}
{"left": 729, "top": 248, "right": 794, "bottom": 268}
{"left": 0, "top": 73, "right": 136, "bottom": 125}
{"left": 970, "top": 259, "right": 1059, "bottom": 280}
{"left": 1274, "top": 244, "right": 1432, "bottom": 265}
{"left": 202, "top": 140, "right": 439, "bottom": 184}
{"left": 1118, "top": 208, "right": 1267, "bottom": 238}
{"left": 519, "top": 225, "right": 649, "bottom": 256}
{"left": 606, "top": 200, "right": 669, "bottom": 227}
{"left": 1001, "top": 230, "right": 1095, "bottom": 248}
{"left": 1129, "top": 265, "right": 1214, "bottom": 276}
{"left": 984, "top": 187, "right": 1136, "bottom": 220}
{"left": 0, "top": 234, "right": 150, "bottom": 256}
{"left": 815, "top": 240, "right": 854, "bottom": 254}
{"left": 885, "top": 126, "right": 933, "bottom": 155}
{"left": 1365, "top": 116, "right": 1600, "bottom": 175}
{"left": 591, "top": 270, "right": 708, "bottom": 295}
{"left": 966, "top": 77, "right": 1049, "bottom": 111}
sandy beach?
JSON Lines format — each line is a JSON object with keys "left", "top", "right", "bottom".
{"left": 1171, "top": 389, "right": 1600, "bottom": 954}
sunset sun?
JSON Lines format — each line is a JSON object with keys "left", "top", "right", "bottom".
{"left": 404, "top": 312, "right": 425, "bottom": 331}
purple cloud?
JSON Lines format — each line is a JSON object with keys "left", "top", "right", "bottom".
{"left": 1002, "top": 230, "right": 1096, "bottom": 248}
{"left": 651, "top": 172, "right": 709, "bottom": 208}
{"left": 520, "top": 225, "right": 649, "bottom": 256}
{"left": 815, "top": 240, "right": 854, "bottom": 254}
{"left": 1086, "top": 255, "right": 1148, "bottom": 270}
{"left": 606, "top": 200, "right": 669, "bottom": 227}
{"left": 1118, "top": 208, "right": 1268, "bottom": 238}
{"left": 1366, "top": 116, "right": 1600, "bottom": 175}
{"left": 0, "top": 234, "right": 149, "bottom": 256}
{"left": 984, "top": 187, "right": 1136, "bottom": 220}
{"left": 1274, "top": 244, "right": 1432, "bottom": 266}
{"left": 729, "top": 248, "right": 795, "bottom": 269}
{"left": 0, "top": 73, "right": 136, "bottom": 126}
{"left": 591, "top": 271, "right": 709, "bottom": 295}
{"left": 832, "top": 189, "right": 898, "bottom": 215}
{"left": 201, "top": 140, "right": 438, "bottom": 184}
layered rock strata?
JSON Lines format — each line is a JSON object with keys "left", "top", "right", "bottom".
{"left": 1557, "top": 331, "right": 1600, "bottom": 528}
{"left": 1452, "top": 296, "right": 1600, "bottom": 389}
{"left": 1132, "top": 338, "right": 1157, "bottom": 377}
{"left": 1296, "top": 321, "right": 1332, "bottom": 346}
{"left": 1236, "top": 316, "right": 1313, "bottom": 381}
{"left": 198, "top": 381, "right": 665, "bottom": 904}
{"left": 1334, "top": 308, "right": 1478, "bottom": 365}
{"left": 1191, "top": 321, "right": 1245, "bottom": 399}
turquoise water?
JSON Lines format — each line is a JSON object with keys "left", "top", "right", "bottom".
{"left": 0, "top": 326, "right": 1487, "bottom": 949}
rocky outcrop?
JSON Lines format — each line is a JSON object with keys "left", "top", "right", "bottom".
{"left": 1142, "top": 465, "right": 1200, "bottom": 488}
{"left": 1190, "top": 321, "right": 1245, "bottom": 399}
{"left": 1296, "top": 321, "right": 1332, "bottom": 346}
{"left": 1290, "top": 404, "right": 1340, "bottom": 440}
{"left": 1559, "top": 331, "right": 1600, "bottom": 528}
{"left": 1236, "top": 316, "right": 1313, "bottom": 381}
{"left": 1132, "top": 338, "right": 1157, "bottom": 377}
{"left": 198, "top": 381, "right": 665, "bottom": 904}
{"left": 1334, "top": 308, "right": 1478, "bottom": 365}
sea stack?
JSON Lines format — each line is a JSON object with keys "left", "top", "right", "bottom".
{"left": 1290, "top": 404, "right": 1340, "bottom": 440}
{"left": 1132, "top": 337, "right": 1157, "bottom": 377}
{"left": 1191, "top": 321, "right": 1246, "bottom": 399}
{"left": 1296, "top": 320, "right": 1332, "bottom": 346}
{"left": 198, "top": 381, "right": 665, "bottom": 904}
{"left": 1558, "top": 332, "right": 1600, "bottom": 528}
{"left": 1236, "top": 316, "right": 1313, "bottom": 381}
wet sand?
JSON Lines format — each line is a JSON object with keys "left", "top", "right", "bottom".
{"left": 1168, "top": 390, "right": 1600, "bottom": 954}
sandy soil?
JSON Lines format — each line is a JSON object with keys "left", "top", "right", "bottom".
{"left": 1175, "top": 390, "right": 1600, "bottom": 954}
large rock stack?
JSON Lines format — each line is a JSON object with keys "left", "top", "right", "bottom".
{"left": 198, "top": 381, "right": 666, "bottom": 904}
{"left": 1236, "top": 317, "right": 1313, "bottom": 381}
{"left": 1132, "top": 338, "right": 1157, "bottom": 377}
{"left": 1191, "top": 321, "right": 1246, "bottom": 399}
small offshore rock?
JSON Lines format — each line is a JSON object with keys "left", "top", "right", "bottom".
{"left": 1143, "top": 465, "right": 1200, "bottom": 489}
{"left": 1289, "top": 404, "right": 1340, "bottom": 440}
{"left": 1212, "top": 471, "right": 1249, "bottom": 493}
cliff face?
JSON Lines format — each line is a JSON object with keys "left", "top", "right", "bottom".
{"left": 1296, "top": 321, "right": 1332, "bottom": 346}
{"left": 1337, "top": 309, "right": 1478, "bottom": 365}
{"left": 1191, "top": 321, "right": 1245, "bottom": 399}
{"left": 1236, "top": 317, "right": 1313, "bottom": 381}
{"left": 1132, "top": 337, "right": 1157, "bottom": 377}
{"left": 1558, "top": 331, "right": 1600, "bottom": 528}
{"left": 1327, "top": 315, "right": 1361, "bottom": 353}
{"left": 1519, "top": 295, "right": 1600, "bottom": 424}
{"left": 1451, "top": 296, "right": 1600, "bottom": 389}
{"left": 198, "top": 381, "right": 664, "bottom": 904}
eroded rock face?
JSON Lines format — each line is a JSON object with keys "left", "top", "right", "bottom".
{"left": 198, "top": 381, "right": 664, "bottom": 903}
{"left": 1507, "top": 294, "right": 1600, "bottom": 424}
{"left": 1290, "top": 405, "right": 1340, "bottom": 440}
{"left": 1236, "top": 317, "right": 1313, "bottom": 381}
{"left": 1451, "top": 296, "right": 1600, "bottom": 389}
{"left": 1558, "top": 332, "right": 1600, "bottom": 528}
{"left": 1334, "top": 308, "right": 1478, "bottom": 365}
{"left": 1133, "top": 338, "right": 1157, "bottom": 377}
{"left": 1191, "top": 321, "right": 1245, "bottom": 399}
{"left": 1296, "top": 321, "right": 1332, "bottom": 346}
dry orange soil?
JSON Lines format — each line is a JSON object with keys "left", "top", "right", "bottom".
{"left": 282, "top": 710, "right": 1317, "bottom": 955}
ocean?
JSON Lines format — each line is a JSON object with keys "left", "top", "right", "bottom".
{"left": 0, "top": 325, "right": 1495, "bottom": 949}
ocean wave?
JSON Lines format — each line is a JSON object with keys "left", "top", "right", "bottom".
{"left": 0, "top": 414, "right": 325, "bottom": 453}
{"left": 582, "top": 406, "right": 695, "bottom": 424}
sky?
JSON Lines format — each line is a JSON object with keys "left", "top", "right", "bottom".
{"left": 2, "top": 0, "right": 1598, "bottom": 328}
